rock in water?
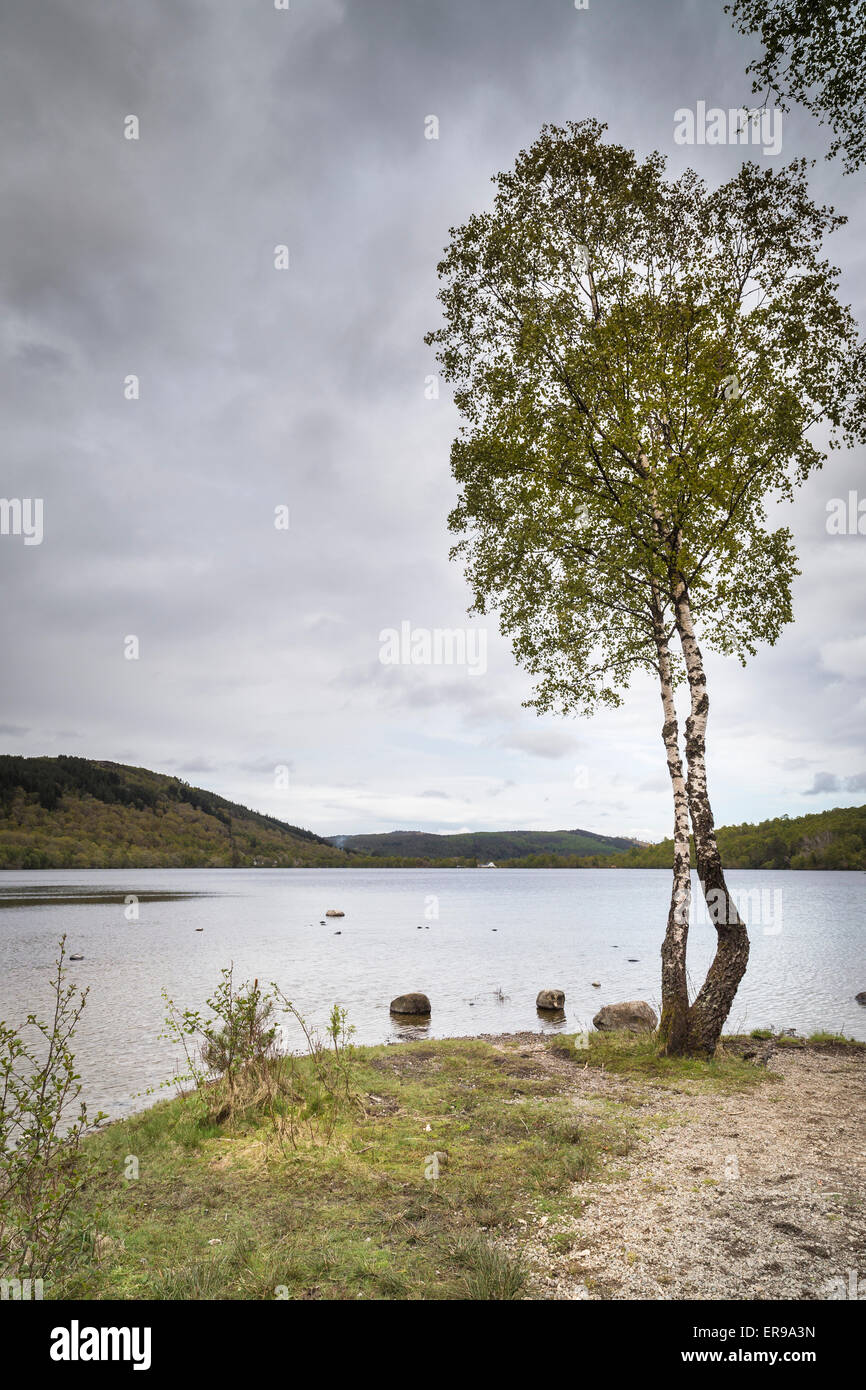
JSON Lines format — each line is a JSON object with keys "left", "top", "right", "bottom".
{"left": 856, "top": 991, "right": 866, "bottom": 1005}
{"left": 592, "top": 1000, "right": 658, "bottom": 1033}
{"left": 325, "top": 909, "right": 345, "bottom": 918}
{"left": 390, "top": 992, "right": 431, "bottom": 1015}
{"left": 536, "top": 988, "right": 565, "bottom": 1010}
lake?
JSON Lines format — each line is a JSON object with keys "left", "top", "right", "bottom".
{"left": 0, "top": 867, "right": 863, "bottom": 1119}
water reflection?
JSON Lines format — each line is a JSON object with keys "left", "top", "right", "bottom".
{"left": 390, "top": 1017, "right": 432, "bottom": 1041}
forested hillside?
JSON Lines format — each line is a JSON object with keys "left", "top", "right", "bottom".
{"left": 330, "top": 827, "right": 634, "bottom": 860}
{"left": 0, "top": 756, "right": 349, "bottom": 868}
{"left": 503, "top": 806, "right": 866, "bottom": 870}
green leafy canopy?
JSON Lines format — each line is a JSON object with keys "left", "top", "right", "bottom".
{"left": 426, "top": 120, "right": 866, "bottom": 716}
{"left": 727, "top": 0, "right": 866, "bottom": 174}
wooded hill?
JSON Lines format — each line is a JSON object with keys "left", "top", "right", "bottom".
{"left": 0, "top": 757, "right": 352, "bottom": 869}
{"left": 330, "top": 827, "right": 634, "bottom": 861}
{"left": 508, "top": 805, "right": 866, "bottom": 870}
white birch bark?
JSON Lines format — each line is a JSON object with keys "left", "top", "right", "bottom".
{"left": 672, "top": 576, "right": 750, "bottom": 1054}
{"left": 651, "top": 590, "right": 692, "bottom": 1051}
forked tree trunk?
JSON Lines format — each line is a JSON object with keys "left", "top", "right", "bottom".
{"left": 651, "top": 596, "right": 692, "bottom": 1054}
{"left": 672, "top": 577, "right": 750, "bottom": 1056}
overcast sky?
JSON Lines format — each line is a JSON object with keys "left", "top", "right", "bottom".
{"left": 1, "top": 0, "right": 864, "bottom": 840}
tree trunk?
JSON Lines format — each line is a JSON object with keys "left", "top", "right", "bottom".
{"left": 672, "top": 576, "right": 749, "bottom": 1056}
{"left": 651, "top": 596, "right": 692, "bottom": 1054}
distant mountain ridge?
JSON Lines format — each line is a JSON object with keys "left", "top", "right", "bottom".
{"left": 328, "top": 827, "right": 636, "bottom": 860}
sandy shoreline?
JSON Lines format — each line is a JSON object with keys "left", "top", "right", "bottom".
{"left": 468, "top": 1034, "right": 866, "bottom": 1300}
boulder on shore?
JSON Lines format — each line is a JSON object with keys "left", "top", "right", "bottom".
{"left": 325, "top": 909, "right": 345, "bottom": 917}
{"left": 536, "top": 988, "right": 565, "bottom": 1011}
{"left": 390, "top": 992, "right": 431, "bottom": 1015}
{"left": 592, "top": 1000, "right": 658, "bottom": 1033}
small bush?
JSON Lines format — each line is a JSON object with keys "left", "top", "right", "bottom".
{"left": 161, "top": 968, "right": 361, "bottom": 1143}
{"left": 0, "top": 936, "right": 105, "bottom": 1279}
{"left": 161, "top": 968, "right": 283, "bottom": 1124}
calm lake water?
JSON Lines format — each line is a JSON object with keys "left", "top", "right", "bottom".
{"left": 0, "top": 867, "right": 863, "bottom": 1119}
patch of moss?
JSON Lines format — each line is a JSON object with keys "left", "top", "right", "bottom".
{"left": 547, "top": 1031, "right": 773, "bottom": 1091}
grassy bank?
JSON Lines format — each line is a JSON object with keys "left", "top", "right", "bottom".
{"left": 46, "top": 1031, "right": 795, "bottom": 1302}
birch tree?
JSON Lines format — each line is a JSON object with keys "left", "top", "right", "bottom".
{"left": 426, "top": 121, "right": 866, "bottom": 1054}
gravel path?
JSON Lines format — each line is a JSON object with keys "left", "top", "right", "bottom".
{"left": 491, "top": 1037, "right": 865, "bottom": 1301}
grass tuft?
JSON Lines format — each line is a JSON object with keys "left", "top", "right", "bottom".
{"left": 451, "top": 1234, "right": 527, "bottom": 1300}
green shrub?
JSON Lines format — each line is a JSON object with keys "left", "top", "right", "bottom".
{"left": 0, "top": 936, "right": 105, "bottom": 1279}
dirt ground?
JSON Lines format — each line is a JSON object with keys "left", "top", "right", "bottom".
{"left": 489, "top": 1035, "right": 865, "bottom": 1301}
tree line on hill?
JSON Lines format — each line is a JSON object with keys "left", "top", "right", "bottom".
{"left": 497, "top": 806, "right": 866, "bottom": 871}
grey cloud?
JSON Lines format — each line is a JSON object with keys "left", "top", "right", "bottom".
{"left": 637, "top": 776, "right": 671, "bottom": 793}
{"left": 497, "top": 728, "right": 581, "bottom": 759}
{"left": 804, "top": 773, "right": 841, "bottom": 795}
{"left": 13, "top": 342, "right": 71, "bottom": 370}
{"left": 235, "top": 757, "right": 295, "bottom": 775}
{"left": 1, "top": 0, "right": 864, "bottom": 837}
{"left": 804, "top": 771, "right": 866, "bottom": 796}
